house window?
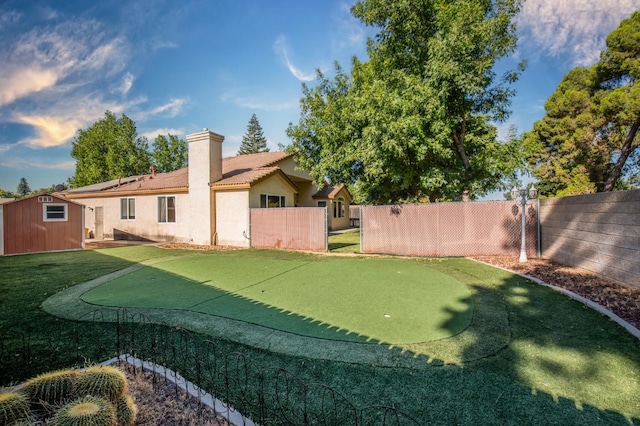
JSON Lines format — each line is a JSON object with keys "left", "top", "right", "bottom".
{"left": 317, "top": 201, "right": 327, "bottom": 208}
{"left": 334, "top": 197, "right": 345, "bottom": 218}
{"left": 120, "top": 198, "right": 135, "bottom": 220}
{"left": 260, "top": 194, "right": 286, "bottom": 208}
{"left": 43, "top": 203, "right": 68, "bottom": 222}
{"left": 158, "top": 196, "right": 176, "bottom": 223}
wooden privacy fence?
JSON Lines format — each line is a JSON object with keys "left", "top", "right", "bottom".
{"left": 250, "top": 207, "right": 327, "bottom": 251}
{"left": 360, "top": 201, "right": 537, "bottom": 257}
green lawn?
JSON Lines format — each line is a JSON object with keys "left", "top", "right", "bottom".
{"left": 80, "top": 255, "right": 473, "bottom": 344}
{"left": 329, "top": 229, "right": 360, "bottom": 253}
{"left": 2, "top": 246, "right": 640, "bottom": 424}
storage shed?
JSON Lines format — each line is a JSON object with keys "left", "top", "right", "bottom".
{"left": 0, "top": 193, "right": 85, "bottom": 255}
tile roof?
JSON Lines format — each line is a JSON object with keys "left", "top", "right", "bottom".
{"left": 211, "top": 167, "right": 281, "bottom": 187}
{"left": 66, "top": 176, "right": 142, "bottom": 193}
{"left": 221, "top": 151, "right": 293, "bottom": 174}
{"left": 66, "top": 151, "right": 296, "bottom": 194}
{"left": 104, "top": 168, "right": 188, "bottom": 192}
{"left": 312, "top": 184, "right": 350, "bottom": 200}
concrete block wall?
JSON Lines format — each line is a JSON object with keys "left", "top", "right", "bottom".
{"left": 539, "top": 190, "right": 640, "bottom": 289}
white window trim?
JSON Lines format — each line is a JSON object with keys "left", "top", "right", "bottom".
{"left": 158, "top": 195, "right": 177, "bottom": 223}
{"left": 120, "top": 197, "right": 136, "bottom": 221}
{"left": 43, "top": 203, "right": 68, "bottom": 222}
{"left": 317, "top": 201, "right": 327, "bottom": 208}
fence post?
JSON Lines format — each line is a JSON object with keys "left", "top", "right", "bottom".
{"left": 248, "top": 208, "right": 252, "bottom": 248}
{"left": 359, "top": 205, "right": 364, "bottom": 253}
{"left": 324, "top": 207, "right": 328, "bottom": 252}
{"left": 536, "top": 198, "right": 541, "bottom": 258}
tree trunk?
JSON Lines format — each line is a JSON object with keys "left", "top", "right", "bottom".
{"left": 602, "top": 115, "right": 640, "bottom": 191}
{"left": 451, "top": 117, "right": 473, "bottom": 192}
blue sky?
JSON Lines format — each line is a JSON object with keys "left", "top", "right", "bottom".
{"left": 1, "top": 0, "right": 639, "bottom": 193}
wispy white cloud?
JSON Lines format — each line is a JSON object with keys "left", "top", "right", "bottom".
{"left": 119, "top": 72, "right": 134, "bottom": 95}
{"left": 0, "top": 68, "right": 58, "bottom": 106}
{"left": 141, "top": 128, "right": 186, "bottom": 140}
{"left": 518, "top": 0, "right": 640, "bottom": 67}
{"left": 0, "top": 20, "right": 127, "bottom": 107}
{"left": 220, "top": 92, "right": 297, "bottom": 111}
{"left": 145, "top": 98, "right": 187, "bottom": 118}
{"left": 330, "top": 3, "right": 366, "bottom": 52}
{"left": 273, "top": 35, "right": 317, "bottom": 82}
{"left": 0, "top": 9, "right": 21, "bottom": 29}
{"left": 0, "top": 156, "right": 75, "bottom": 171}
{"left": 152, "top": 40, "right": 178, "bottom": 50}
{"left": 11, "top": 93, "right": 147, "bottom": 148}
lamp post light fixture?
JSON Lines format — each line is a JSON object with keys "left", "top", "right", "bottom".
{"left": 511, "top": 184, "right": 538, "bottom": 262}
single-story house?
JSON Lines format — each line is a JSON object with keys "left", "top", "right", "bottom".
{"left": 0, "top": 194, "right": 85, "bottom": 255}
{"left": 61, "top": 129, "right": 351, "bottom": 247}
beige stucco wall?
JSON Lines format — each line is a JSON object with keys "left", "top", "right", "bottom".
{"left": 327, "top": 193, "right": 350, "bottom": 230}
{"left": 249, "top": 175, "right": 297, "bottom": 208}
{"left": 74, "top": 193, "right": 191, "bottom": 242}
{"left": 215, "top": 190, "right": 250, "bottom": 247}
{"left": 187, "top": 130, "right": 224, "bottom": 245}
{"left": 275, "top": 157, "right": 313, "bottom": 182}
{"left": 295, "top": 181, "right": 321, "bottom": 207}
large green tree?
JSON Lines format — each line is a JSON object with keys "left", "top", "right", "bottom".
{"left": 238, "top": 114, "right": 269, "bottom": 155}
{"left": 70, "top": 111, "right": 151, "bottom": 187}
{"left": 287, "top": 0, "right": 524, "bottom": 203}
{"left": 524, "top": 12, "right": 640, "bottom": 196}
{"left": 151, "top": 134, "right": 188, "bottom": 173}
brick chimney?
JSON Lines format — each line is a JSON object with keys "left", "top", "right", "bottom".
{"left": 186, "top": 128, "right": 225, "bottom": 245}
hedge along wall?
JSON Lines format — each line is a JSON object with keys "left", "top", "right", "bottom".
{"left": 539, "top": 189, "right": 640, "bottom": 289}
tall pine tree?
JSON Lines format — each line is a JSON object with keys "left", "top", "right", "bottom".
{"left": 238, "top": 114, "right": 269, "bottom": 155}
{"left": 16, "top": 177, "right": 31, "bottom": 197}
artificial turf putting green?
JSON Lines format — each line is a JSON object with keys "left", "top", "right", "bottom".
{"left": 82, "top": 255, "right": 473, "bottom": 344}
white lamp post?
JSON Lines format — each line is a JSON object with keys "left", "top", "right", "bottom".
{"left": 511, "top": 184, "right": 538, "bottom": 262}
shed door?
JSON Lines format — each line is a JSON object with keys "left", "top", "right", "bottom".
{"left": 94, "top": 207, "right": 104, "bottom": 239}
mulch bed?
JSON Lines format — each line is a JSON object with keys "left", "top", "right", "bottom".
{"left": 471, "top": 256, "right": 640, "bottom": 331}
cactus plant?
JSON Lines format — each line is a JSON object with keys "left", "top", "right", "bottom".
{"left": 0, "top": 391, "right": 30, "bottom": 425}
{"left": 49, "top": 396, "right": 116, "bottom": 426}
{"left": 21, "top": 369, "right": 79, "bottom": 407}
{"left": 115, "top": 394, "right": 137, "bottom": 426}
{"left": 75, "top": 365, "right": 127, "bottom": 402}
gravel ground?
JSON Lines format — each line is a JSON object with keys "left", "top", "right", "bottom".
{"left": 116, "top": 362, "right": 229, "bottom": 426}
{"left": 471, "top": 256, "right": 640, "bottom": 330}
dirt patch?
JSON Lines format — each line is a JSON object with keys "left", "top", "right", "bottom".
{"left": 471, "top": 256, "right": 640, "bottom": 331}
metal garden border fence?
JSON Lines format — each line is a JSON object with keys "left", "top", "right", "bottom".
{"left": 0, "top": 308, "right": 420, "bottom": 425}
